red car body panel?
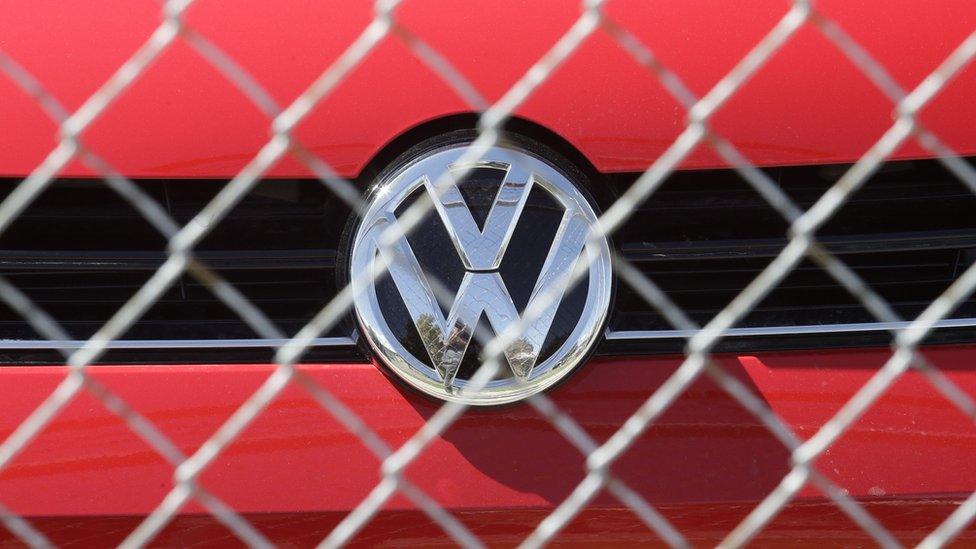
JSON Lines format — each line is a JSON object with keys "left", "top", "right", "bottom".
{"left": 1, "top": 0, "right": 975, "bottom": 179}
{"left": 2, "top": 0, "right": 976, "bottom": 545}
{"left": 2, "top": 349, "right": 976, "bottom": 544}
{"left": 5, "top": 503, "right": 975, "bottom": 547}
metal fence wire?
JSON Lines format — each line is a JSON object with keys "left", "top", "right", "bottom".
{"left": 1, "top": 0, "right": 976, "bottom": 547}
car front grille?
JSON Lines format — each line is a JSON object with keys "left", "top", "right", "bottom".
{"left": 609, "top": 157, "right": 976, "bottom": 353}
{"left": 0, "top": 157, "right": 973, "bottom": 363}
{"left": 0, "top": 179, "right": 359, "bottom": 364}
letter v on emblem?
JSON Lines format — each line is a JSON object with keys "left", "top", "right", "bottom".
{"left": 423, "top": 161, "right": 534, "bottom": 271}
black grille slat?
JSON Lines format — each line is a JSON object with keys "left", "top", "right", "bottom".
{"left": 0, "top": 250, "right": 335, "bottom": 271}
{"left": 621, "top": 229, "right": 976, "bottom": 261}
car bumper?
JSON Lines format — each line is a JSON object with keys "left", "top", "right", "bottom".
{"left": 3, "top": 346, "right": 974, "bottom": 544}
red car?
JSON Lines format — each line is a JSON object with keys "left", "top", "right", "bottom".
{"left": 1, "top": 0, "right": 975, "bottom": 546}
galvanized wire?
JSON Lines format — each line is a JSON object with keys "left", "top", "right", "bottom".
{"left": 0, "top": 0, "right": 974, "bottom": 547}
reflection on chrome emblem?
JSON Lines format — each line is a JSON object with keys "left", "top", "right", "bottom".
{"left": 350, "top": 143, "right": 612, "bottom": 405}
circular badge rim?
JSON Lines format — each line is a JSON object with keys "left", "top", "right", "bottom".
{"left": 350, "top": 143, "right": 612, "bottom": 405}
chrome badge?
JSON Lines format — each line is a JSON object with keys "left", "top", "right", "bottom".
{"left": 350, "top": 143, "right": 612, "bottom": 405}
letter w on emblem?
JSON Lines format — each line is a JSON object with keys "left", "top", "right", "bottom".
{"left": 365, "top": 164, "right": 589, "bottom": 390}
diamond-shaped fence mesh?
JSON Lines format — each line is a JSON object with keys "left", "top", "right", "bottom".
{"left": 0, "top": 0, "right": 975, "bottom": 547}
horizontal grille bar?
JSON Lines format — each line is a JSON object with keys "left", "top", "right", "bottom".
{"left": 621, "top": 228, "right": 976, "bottom": 261}
{"left": 606, "top": 317, "right": 976, "bottom": 340}
{"left": 0, "top": 249, "right": 336, "bottom": 271}
{"left": 0, "top": 335, "right": 356, "bottom": 350}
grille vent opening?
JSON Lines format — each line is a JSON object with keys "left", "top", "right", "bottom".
{"left": 0, "top": 179, "right": 360, "bottom": 364}
{"left": 608, "top": 158, "right": 976, "bottom": 353}
{"left": 0, "top": 157, "right": 973, "bottom": 363}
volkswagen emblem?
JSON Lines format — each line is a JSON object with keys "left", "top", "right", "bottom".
{"left": 349, "top": 139, "right": 612, "bottom": 405}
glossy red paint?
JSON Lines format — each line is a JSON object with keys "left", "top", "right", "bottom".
{"left": 1, "top": 0, "right": 975, "bottom": 179}
{"left": 6, "top": 503, "right": 976, "bottom": 547}
{"left": 1, "top": 348, "right": 975, "bottom": 543}
{"left": 3, "top": 1, "right": 976, "bottom": 545}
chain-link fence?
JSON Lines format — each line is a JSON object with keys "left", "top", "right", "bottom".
{"left": 1, "top": 0, "right": 976, "bottom": 547}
